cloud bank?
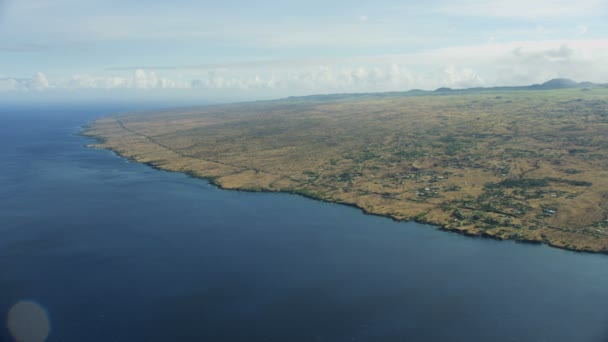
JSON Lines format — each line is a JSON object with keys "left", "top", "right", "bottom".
{"left": 2, "top": 40, "right": 607, "bottom": 99}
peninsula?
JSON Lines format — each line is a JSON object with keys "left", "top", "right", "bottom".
{"left": 84, "top": 80, "right": 608, "bottom": 253}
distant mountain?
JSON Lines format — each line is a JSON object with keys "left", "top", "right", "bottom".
{"left": 286, "top": 79, "right": 606, "bottom": 102}
{"left": 434, "top": 78, "right": 606, "bottom": 93}
{"left": 535, "top": 78, "right": 579, "bottom": 89}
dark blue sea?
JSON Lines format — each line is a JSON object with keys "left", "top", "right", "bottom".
{"left": 1, "top": 104, "right": 608, "bottom": 342}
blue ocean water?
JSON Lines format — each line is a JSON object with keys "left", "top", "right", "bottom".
{"left": 1, "top": 104, "right": 608, "bottom": 342}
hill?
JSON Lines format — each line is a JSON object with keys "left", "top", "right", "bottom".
{"left": 534, "top": 78, "right": 580, "bottom": 89}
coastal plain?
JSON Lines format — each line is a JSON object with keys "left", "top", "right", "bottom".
{"left": 84, "top": 86, "right": 608, "bottom": 253}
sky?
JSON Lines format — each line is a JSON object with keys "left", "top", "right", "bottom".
{"left": 1, "top": 0, "right": 607, "bottom": 102}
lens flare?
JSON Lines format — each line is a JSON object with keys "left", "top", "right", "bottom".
{"left": 7, "top": 301, "right": 50, "bottom": 342}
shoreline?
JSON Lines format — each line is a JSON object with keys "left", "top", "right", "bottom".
{"left": 79, "top": 127, "right": 608, "bottom": 256}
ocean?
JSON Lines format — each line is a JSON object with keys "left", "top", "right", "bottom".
{"left": 1, "top": 103, "right": 608, "bottom": 342}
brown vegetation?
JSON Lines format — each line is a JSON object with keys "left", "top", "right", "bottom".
{"left": 83, "top": 88, "right": 608, "bottom": 253}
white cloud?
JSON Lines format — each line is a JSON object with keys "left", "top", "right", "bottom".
{"left": 0, "top": 78, "right": 26, "bottom": 92}
{"left": 185, "top": 64, "right": 482, "bottom": 94}
{"left": 133, "top": 69, "right": 158, "bottom": 89}
{"left": 438, "top": 67, "right": 484, "bottom": 88}
{"left": 60, "top": 70, "right": 189, "bottom": 90}
{"left": 0, "top": 72, "right": 51, "bottom": 92}
{"left": 28, "top": 72, "right": 50, "bottom": 91}
{"left": 67, "top": 73, "right": 130, "bottom": 89}
{"left": 131, "top": 69, "right": 188, "bottom": 89}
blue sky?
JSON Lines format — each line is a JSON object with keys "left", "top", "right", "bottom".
{"left": 1, "top": 0, "right": 607, "bottom": 101}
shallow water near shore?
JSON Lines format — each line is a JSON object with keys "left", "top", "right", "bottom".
{"left": 1, "top": 104, "right": 608, "bottom": 342}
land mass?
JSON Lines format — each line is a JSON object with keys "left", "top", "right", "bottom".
{"left": 84, "top": 79, "right": 608, "bottom": 253}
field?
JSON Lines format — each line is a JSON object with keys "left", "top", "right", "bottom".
{"left": 84, "top": 87, "right": 608, "bottom": 253}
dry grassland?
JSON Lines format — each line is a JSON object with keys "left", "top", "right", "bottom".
{"left": 84, "top": 88, "right": 608, "bottom": 253}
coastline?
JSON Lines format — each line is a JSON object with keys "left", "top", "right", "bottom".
{"left": 80, "top": 124, "right": 607, "bottom": 255}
